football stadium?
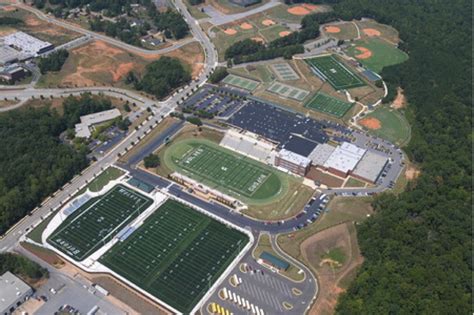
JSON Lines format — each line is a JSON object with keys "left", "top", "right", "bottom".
{"left": 99, "top": 199, "right": 249, "bottom": 313}
{"left": 163, "top": 139, "right": 285, "bottom": 201}
{"left": 306, "top": 54, "right": 366, "bottom": 90}
{"left": 47, "top": 184, "right": 153, "bottom": 261}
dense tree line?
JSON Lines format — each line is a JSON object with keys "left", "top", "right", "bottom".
{"left": 89, "top": 17, "right": 148, "bottom": 47}
{"left": 189, "top": 0, "right": 204, "bottom": 5}
{"left": 327, "top": 0, "right": 471, "bottom": 314}
{"left": 62, "top": 93, "right": 112, "bottom": 129}
{"left": 38, "top": 49, "right": 69, "bottom": 74}
{"left": 224, "top": 12, "right": 330, "bottom": 64}
{"left": 0, "top": 253, "right": 49, "bottom": 280}
{"left": 208, "top": 67, "right": 228, "bottom": 84}
{"left": 0, "top": 17, "right": 23, "bottom": 25}
{"left": 135, "top": 56, "right": 191, "bottom": 99}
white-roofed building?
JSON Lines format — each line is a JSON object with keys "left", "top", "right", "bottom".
{"left": 308, "top": 143, "right": 336, "bottom": 166}
{"left": 2, "top": 31, "right": 54, "bottom": 57}
{"left": 275, "top": 149, "right": 311, "bottom": 176}
{"left": 74, "top": 108, "right": 121, "bottom": 138}
{"left": 0, "top": 271, "right": 33, "bottom": 315}
{"left": 352, "top": 151, "right": 388, "bottom": 183}
{"left": 323, "top": 142, "right": 366, "bottom": 177}
{"left": 0, "top": 45, "right": 20, "bottom": 65}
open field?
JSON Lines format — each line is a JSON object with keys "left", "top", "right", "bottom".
{"left": 38, "top": 40, "right": 203, "bottom": 88}
{"left": 344, "top": 177, "right": 366, "bottom": 188}
{"left": 305, "top": 92, "right": 353, "bottom": 118}
{"left": 222, "top": 73, "right": 260, "bottom": 91}
{"left": 48, "top": 185, "right": 153, "bottom": 261}
{"left": 265, "top": 3, "right": 331, "bottom": 23}
{"left": 100, "top": 199, "right": 249, "bottom": 313}
{"left": 305, "top": 55, "right": 366, "bottom": 90}
{"left": 163, "top": 138, "right": 283, "bottom": 200}
{"left": 346, "top": 37, "right": 408, "bottom": 73}
{"left": 322, "top": 22, "right": 358, "bottom": 41}
{"left": 253, "top": 234, "right": 304, "bottom": 282}
{"left": 359, "top": 106, "right": 411, "bottom": 145}
{"left": 0, "top": 7, "right": 80, "bottom": 46}
{"left": 356, "top": 19, "right": 401, "bottom": 44}
{"left": 207, "top": 0, "right": 269, "bottom": 14}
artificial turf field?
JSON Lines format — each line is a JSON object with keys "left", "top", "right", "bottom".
{"left": 164, "top": 139, "right": 283, "bottom": 200}
{"left": 48, "top": 185, "right": 153, "bottom": 261}
{"left": 222, "top": 74, "right": 259, "bottom": 91}
{"left": 100, "top": 199, "right": 248, "bottom": 313}
{"left": 305, "top": 92, "right": 354, "bottom": 118}
{"left": 306, "top": 55, "right": 366, "bottom": 90}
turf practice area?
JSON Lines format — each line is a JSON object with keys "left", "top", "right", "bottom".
{"left": 222, "top": 74, "right": 259, "bottom": 91}
{"left": 267, "top": 81, "right": 309, "bottom": 101}
{"left": 48, "top": 185, "right": 153, "bottom": 261}
{"left": 100, "top": 200, "right": 248, "bottom": 313}
{"left": 306, "top": 55, "right": 366, "bottom": 90}
{"left": 305, "top": 92, "right": 354, "bottom": 118}
{"left": 163, "top": 139, "right": 283, "bottom": 201}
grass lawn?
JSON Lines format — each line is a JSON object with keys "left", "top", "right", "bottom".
{"left": 322, "top": 22, "right": 358, "bottom": 41}
{"left": 259, "top": 24, "right": 290, "bottom": 42}
{"left": 346, "top": 37, "right": 408, "bottom": 73}
{"left": 253, "top": 234, "right": 304, "bottom": 282}
{"left": 321, "top": 247, "right": 346, "bottom": 265}
{"left": 361, "top": 106, "right": 411, "bottom": 145}
{"left": 100, "top": 199, "right": 248, "bottom": 313}
{"left": 344, "top": 177, "right": 366, "bottom": 188}
{"left": 184, "top": 0, "right": 210, "bottom": 19}
{"left": 277, "top": 196, "right": 373, "bottom": 261}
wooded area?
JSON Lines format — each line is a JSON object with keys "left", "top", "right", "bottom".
{"left": 329, "top": 0, "right": 471, "bottom": 313}
{"left": 38, "top": 49, "right": 69, "bottom": 74}
{"left": 0, "top": 252, "right": 48, "bottom": 281}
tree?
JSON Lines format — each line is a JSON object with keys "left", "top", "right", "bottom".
{"left": 143, "top": 153, "right": 160, "bottom": 168}
{"left": 208, "top": 67, "right": 228, "bottom": 84}
{"left": 38, "top": 49, "right": 69, "bottom": 74}
{"left": 186, "top": 116, "right": 202, "bottom": 126}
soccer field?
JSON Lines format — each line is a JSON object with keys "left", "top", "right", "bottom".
{"left": 305, "top": 92, "right": 354, "bottom": 118}
{"left": 100, "top": 199, "right": 248, "bottom": 313}
{"left": 165, "top": 139, "right": 283, "bottom": 200}
{"left": 306, "top": 55, "right": 366, "bottom": 90}
{"left": 48, "top": 185, "right": 153, "bottom": 261}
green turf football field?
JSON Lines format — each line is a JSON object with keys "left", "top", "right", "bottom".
{"left": 165, "top": 139, "right": 283, "bottom": 200}
{"left": 306, "top": 55, "right": 366, "bottom": 90}
{"left": 48, "top": 184, "right": 153, "bottom": 261}
{"left": 305, "top": 92, "right": 354, "bottom": 118}
{"left": 100, "top": 199, "right": 248, "bottom": 313}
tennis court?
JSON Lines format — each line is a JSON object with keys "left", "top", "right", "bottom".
{"left": 267, "top": 81, "right": 309, "bottom": 101}
{"left": 100, "top": 199, "right": 249, "bottom": 313}
{"left": 305, "top": 92, "right": 354, "bottom": 118}
{"left": 306, "top": 55, "right": 366, "bottom": 90}
{"left": 271, "top": 63, "right": 299, "bottom": 81}
{"left": 164, "top": 139, "right": 283, "bottom": 200}
{"left": 222, "top": 74, "right": 259, "bottom": 91}
{"left": 48, "top": 185, "right": 153, "bottom": 261}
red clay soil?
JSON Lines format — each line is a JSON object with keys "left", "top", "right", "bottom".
{"left": 359, "top": 117, "right": 381, "bottom": 129}
{"left": 355, "top": 46, "right": 372, "bottom": 59}
{"left": 363, "top": 28, "right": 381, "bottom": 37}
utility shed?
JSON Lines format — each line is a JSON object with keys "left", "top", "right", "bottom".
{"left": 259, "top": 252, "right": 289, "bottom": 271}
{"left": 0, "top": 271, "right": 33, "bottom": 315}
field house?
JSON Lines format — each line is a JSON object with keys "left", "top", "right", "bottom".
{"left": 306, "top": 54, "right": 366, "bottom": 90}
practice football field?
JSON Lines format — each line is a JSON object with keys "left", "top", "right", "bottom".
{"left": 100, "top": 199, "right": 249, "bottom": 313}
{"left": 305, "top": 92, "right": 354, "bottom": 118}
{"left": 48, "top": 184, "right": 153, "bottom": 261}
{"left": 306, "top": 55, "right": 366, "bottom": 90}
{"left": 164, "top": 139, "right": 283, "bottom": 200}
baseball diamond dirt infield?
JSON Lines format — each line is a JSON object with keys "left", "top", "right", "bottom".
{"left": 305, "top": 92, "right": 354, "bottom": 118}
{"left": 100, "top": 199, "right": 249, "bottom": 313}
{"left": 305, "top": 55, "right": 366, "bottom": 90}
{"left": 359, "top": 106, "right": 410, "bottom": 145}
{"left": 48, "top": 185, "right": 153, "bottom": 261}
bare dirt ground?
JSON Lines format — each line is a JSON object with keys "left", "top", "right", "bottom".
{"left": 21, "top": 242, "right": 65, "bottom": 269}
{"left": 302, "top": 223, "right": 364, "bottom": 315}
{"left": 362, "top": 28, "right": 381, "bottom": 37}
{"left": 359, "top": 117, "right": 381, "bottom": 129}
{"left": 405, "top": 163, "right": 420, "bottom": 181}
{"left": 306, "top": 167, "right": 344, "bottom": 188}
{"left": 355, "top": 46, "right": 372, "bottom": 59}
{"left": 324, "top": 26, "right": 341, "bottom": 33}
{"left": 392, "top": 87, "right": 407, "bottom": 109}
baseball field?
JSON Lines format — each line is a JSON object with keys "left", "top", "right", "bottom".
{"left": 306, "top": 55, "right": 366, "bottom": 90}
{"left": 47, "top": 185, "right": 153, "bottom": 261}
{"left": 100, "top": 199, "right": 248, "bottom": 313}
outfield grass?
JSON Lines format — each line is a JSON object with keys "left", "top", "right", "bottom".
{"left": 305, "top": 92, "right": 354, "bottom": 118}
{"left": 362, "top": 106, "right": 411, "bottom": 145}
{"left": 164, "top": 139, "right": 283, "bottom": 200}
{"left": 346, "top": 38, "right": 408, "bottom": 73}
{"left": 48, "top": 185, "right": 153, "bottom": 261}
{"left": 306, "top": 55, "right": 366, "bottom": 90}
{"left": 259, "top": 24, "right": 290, "bottom": 42}
{"left": 100, "top": 199, "right": 248, "bottom": 313}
